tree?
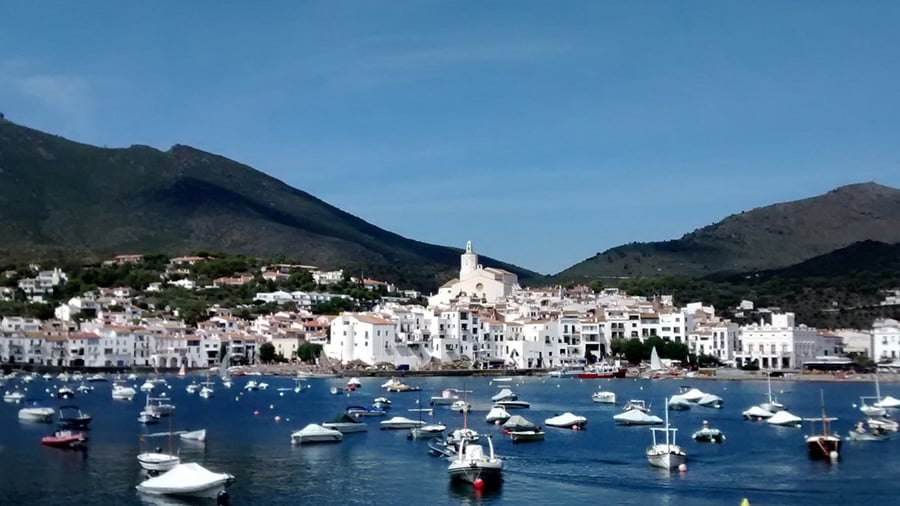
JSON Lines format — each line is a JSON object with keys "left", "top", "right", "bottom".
{"left": 296, "top": 342, "right": 323, "bottom": 363}
{"left": 258, "top": 342, "right": 276, "bottom": 364}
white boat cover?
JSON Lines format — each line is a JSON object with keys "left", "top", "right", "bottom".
{"left": 180, "top": 429, "right": 206, "bottom": 442}
{"left": 380, "top": 417, "right": 425, "bottom": 429}
{"left": 545, "top": 412, "right": 587, "bottom": 427}
{"left": 485, "top": 406, "right": 511, "bottom": 423}
{"left": 767, "top": 410, "right": 802, "bottom": 426}
{"left": 678, "top": 388, "right": 707, "bottom": 402}
{"left": 293, "top": 423, "right": 342, "bottom": 440}
{"left": 136, "top": 462, "right": 232, "bottom": 495}
{"left": 592, "top": 391, "right": 616, "bottom": 403}
{"left": 697, "top": 393, "right": 723, "bottom": 407}
{"left": 502, "top": 415, "right": 535, "bottom": 431}
{"left": 491, "top": 389, "right": 516, "bottom": 402}
{"left": 743, "top": 405, "right": 775, "bottom": 419}
{"left": 875, "top": 395, "right": 900, "bottom": 409}
{"left": 613, "top": 409, "right": 662, "bottom": 425}
{"left": 667, "top": 395, "right": 693, "bottom": 410}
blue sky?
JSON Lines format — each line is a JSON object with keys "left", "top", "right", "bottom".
{"left": 2, "top": 1, "right": 899, "bottom": 274}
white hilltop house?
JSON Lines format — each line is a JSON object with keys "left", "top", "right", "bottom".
{"left": 428, "top": 241, "right": 519, "bottom": 307}
{"left": 873, "top": 318, "right": 900, "bottom": 363}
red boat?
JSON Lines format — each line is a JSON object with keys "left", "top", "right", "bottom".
{"left": 577, "top": 362, "right": 627, "bottom": 379}
{"left": 41, "top": 430, "right": 88, "bottom": 449}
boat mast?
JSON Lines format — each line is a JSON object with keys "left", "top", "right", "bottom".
{"left": 664, "top": 397, "right": 671, "bottom": 447}
{"left": 819, "top": 389, "right": 828, "bottom": 436}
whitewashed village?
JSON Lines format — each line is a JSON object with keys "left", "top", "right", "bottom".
{"left": 2, "top": 242, "right": 899, "bottom": 375}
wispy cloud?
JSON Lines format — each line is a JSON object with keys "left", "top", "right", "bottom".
{"left": 0, "top": 60, "right": 96, "bottom": 137}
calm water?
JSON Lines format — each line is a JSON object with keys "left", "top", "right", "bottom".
{"left": 1, "top": 374, "right": 899, "bottom": 505}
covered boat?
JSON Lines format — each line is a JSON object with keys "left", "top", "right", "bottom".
{"left": 409, "top": 423, "right": 447, "bottom": 440}
{"left": 136, "top": 462, "right": 234, "bottom": 498}
{"left": 18, "top": 401, "right": 54, "bottom": 423}
{"left": 766, "top": 410, "right": 802, "bottom": 427}
{"left": 742, "top": 405, "right": 776, "bottom": 421}
{"left": 614, "top": 409, "right": 663, "bottom": 426}
{"left": 496, "top": 399, "right": 530, "bottom": 409}
{"left": 696, "top": 393, "right": 724, "bottom": 408}
{"left": 112, "top": 383, "right": 137, "bottom": 400}
{"left": 346, "top": 405, "right": 388, "bottom": 417}
{"left": 485, "top": 405, "right": 511, "bottom": 424}
{"left": 322, "top": 414, "right": 368, "bottom": 433}
{"left": 491, "top": 388, "right": 517, "bottom": 402}
{"left": 180, "top": 429, "right": 207, "bottom": 442}
{"left": 502, "top": 415, "right": 536, "bottom": 432}
{"left": 677, "top": 387, "right": 707, "bottom": 403}
{"left": 667, "top": 395, "right": 692, "bottom": 411}
{"left": 545, "top": 412, "right": 587, "bottom": 429}
{"left": 430, "top": 388, "right": 463, "bottom": 406}
{"left": 290, "top": 423, "right": 343, "bottom": 444}
{"left": 874, "top": 395, "right": 900, "bottom": 409}
{"left": 848, "top": 421, "right": 891, "bottom": 441}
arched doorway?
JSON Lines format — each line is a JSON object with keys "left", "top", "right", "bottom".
{"left": 169, "top": 357, "right": 179, "bottom": 368}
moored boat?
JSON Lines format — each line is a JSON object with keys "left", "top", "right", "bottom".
{"left": 57, "top": 405, "right": 92, "bottom": 429}
{"left": 180, "top": 429, "right": 207, "bottom": 442}
{"left": 646, "top": 398, "right": 686, "bottom": 470}
{"left": 447, "top": 436, "right": 502, "bottom": 486}
{"left": 592, "top": 391, "right": 616, "bottom": 404}
{"left": 545, "top": 412, "right": 587, "bottom": 429}
{"left": 804, "top": 390, "right": 841, "bottom": 461}
{"left": 290, "top": 423, "right": 343, "bottom": 444}
{"left": 322, "top": 413, "right": 368, "bottom": 433}
{"left": 136, "top": 462, "right": 234, "bottom": 498}
{"left": 692, "top": 420, "right": 725, "bottom": 443}
{"left": 41, "top": 430, "right": 88, "bottom": 449}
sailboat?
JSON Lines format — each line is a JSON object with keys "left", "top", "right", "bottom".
{"left": 804, "top": 389, "right": 840, "bottom": 460}
{"left": 860, "top": 374, "right": 887, "bottom": 417}
{"left": 408, "top": 395, "right": 446, "bottom": 440}
{"left": 177, "top": 365, "right": 186, "bottom": 378}
{"left": 646, "top": 397, "right": 686, "bottom": 470}
{"left": 649, "top": 347, "right": 663, "bottom": 372}
{"left": 760, "top": 371, "right": 785, "bottom": 413}
{"left": 219, "top": 351, "right": 232, "bottom": 389}
{"left": 199, "top": 371, "right": 214, "bottom": 399}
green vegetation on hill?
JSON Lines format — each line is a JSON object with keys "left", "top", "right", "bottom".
{"left": 0, "top": 119, "right": 540, "bottom": 291}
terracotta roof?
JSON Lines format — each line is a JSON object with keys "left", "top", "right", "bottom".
{"left": 69, "top": 332, "right": 101, "bottom": 340}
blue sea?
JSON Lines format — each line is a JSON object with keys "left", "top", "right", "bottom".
{"left": 1, "top": 374, "right": 899, "bottom": 505}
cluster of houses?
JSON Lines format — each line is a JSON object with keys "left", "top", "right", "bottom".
{"left": 1, "top": 243, "right": 899, "bottom": 371}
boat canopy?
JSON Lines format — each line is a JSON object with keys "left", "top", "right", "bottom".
{"left": 502, "top": 415, "right": 535, "bottom": 431}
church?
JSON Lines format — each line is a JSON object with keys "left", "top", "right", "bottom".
{"left": 428, "top": 241, "right": 520, "bottom": 307}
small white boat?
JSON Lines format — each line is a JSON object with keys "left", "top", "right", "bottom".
{"left": 380, "top": 416, "right": 426, "bottom": 430}
{"left": 136, "top": 462, "right": 233, "bottom": 498}
{"left": 614, "top": 409, "right": 663, "bottom": 426}
{"left": 372, "top": 397, "right": 392, "bottom": 410}
{"left": 431, "top": 388, "right": 464, "bottom": 406}
{"left": 180, "top": 429, "right": 207, "bottom": 442}
{"left": 696, "top": 393, "right": 724, "bottom": 408}
{"left": 86, "top": 373, "right": 108, "bottom": 382}
{"left": 244, "top": 380, "right": 259, "bottom": 391}
{"left": 493, "top": 377, "right": 513, "bottom": 383}
{"left": 860, "top": 399, "right": 886, "bottom": 418}
{"left": 409, "top": 423, "right": 447, "bottom": 440}
{"left": 875, "top": 395, "right": 900, "bottom": 409}
{"left": 451, "top": 400, "right": 471, "bottom": 413}
{"left": 138, "top": 451, "right": 180, "bottom": 472}
{"left": 623, "top": 399, "right": 651, "bottom": 413}
{"left": 502, "top": 415, "right": 536, "bottom": 432}
{"left": 186, "top": 383, "right": 200, "bottom": 394}
{"left": 199, "top": 386, "right": 213, "bottom": 399}
{"left": 544, "top": 412, "right": 587, "bottom": 429}
{"left": 646, "top": 398, "right": 686, "bottom": 470}
{"left": 867, "top": 416, "right": 899, "bottom": 432}
{"left": 677, "top": 387, "right": 707, "bottom": 403}
{"left": 18, "top": 404, "right": 55, "bottom": 423}
{"left": 592, "top": 391, "right": 616, "bottom": 404}
{"left": 322, "top": 414, "right": 368, "bottom": 433}
{"left": 447, "top": 436, "right": 503, "bottom": 485}
{"left": 138, "top": 411, "right": 160, "bottom": 424}
{"left": 140, "top": 381, "right": 154, "bottom": 392}
{"left": 692, "top": 421, "right": 725, "bottom": 443}
{"left": 485, "top": 405, "right": 511, "bottom": 425}
{"left": 742, "top": 405, "right": 776, "bottom": 420}
{"left": 381, "top": 377, "right": 402, "bottom": 389}
{"left": 127, "top": 373, "right": 139, "bottom": 381}
{"left": 848, "top": 421, "right": 891, "bottom": 441}
{"left": 4, "top": 391, "right": 25, "bottom": 403}
{"left": 257, "top": 382, "right": 269, "bottom": 390}
{"left": 57, "top": 386, "right": 75, "bottom": 399}
{"left": 291, "top": 423, "right": 343, "bottom": 444}
{"left": 510, "top": 429, "right": 545, "bottom": 443}
{"left": 347, "top": 377, "right": 362, "bottom": 389}
{"left": 667, "top": 395, "right": 692, "bottom": 411}
{"left": 75, "top": 383, "right": 93, "bottom": 394}
{"left": 491, "top": 388, "right": 517, "bottom": 402}
{"left": 112, "top": 384, "right": 137, "bottom": 400}
{"left": 767, "top": 410, "right": 802, "bottom": 427}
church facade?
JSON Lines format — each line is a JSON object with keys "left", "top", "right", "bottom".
{"left": 428, "top": 241, "right": 520, "bottom": 307}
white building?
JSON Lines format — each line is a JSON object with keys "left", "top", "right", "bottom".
{"left": 325, "top": 314, "right": 406, "bottom": 367}
{"left": 734, "top": 313, "right": 825, "bottom": 370}
{"left": 873, "top": 318, "right": 900, "bottom": 362}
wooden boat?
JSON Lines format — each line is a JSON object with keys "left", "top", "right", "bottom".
{"left": 180, "top": 429, "right": 207, "bottom": 442}
{"left": 510, "top": 429, "right": 544, "bottom": 443}
{"left": 804, "top": 390, "right": 841, "bottom": 460}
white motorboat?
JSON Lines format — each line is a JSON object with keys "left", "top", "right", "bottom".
{"left": 346, "top": 405, "right": 388, "bottom": 417}
{"left": 623, "top": 399, "right": 651, "bottom": 413}
{"left": 86, "top": 373, "right": 107, "bottom": 382}
{"left": 545, "top": 412, "right": 587, "bottom": 429}
{"left": 56, "top": 386, "right": 75, "bottom": 399}
{"left": 860, "top": 397, "right": 886, "bottom": 418}
{"left": 848, "top": 421, "right": 891, "bottom": 441}
{"left": 346, "top": 377, "right": 362, "bottom": 389}
{"left": 409, "top": 423, "right": 447, "bottom": 440}
{"left": 18, "top": 403, "right": 54, "bottom": 423}
{"left": 431, "top": 388, "right": 464, "bottom": 406}
{"left": 138, "top": 451, "right": 181, "bottom": 472}
{"left": 646, "top": 398, "right": 686, "bottom": 470}
{"left": 667, "top": 395, "right": 692, "bottom": 411}
{"left": 290, "top": 423, "right": 343, "bottom": 444}
{"left": 696, "top": 393, "right": 724, "bottom": 408}
{"left": 502, "top": 415, "right": 536, "bottom": 432}
{"left": 446, "top": 427, "right": 481, "bottom": 448}
{"left": 510, "top": 428, "right": 545, "bottom": 443}
{"left": 112, "top": 384, "right": 137, "bottom": 401}
{"left": 244, "top": 380, "right": 259, "bottom": 391}
{"left": 138, "top": 411, "right": 160, "bottom": 424}
{"left": 322, "top": 414, "right": 368, "bottom": 433}
{"left": 451, "top": 400, "right": 471, "bottom": 413}
{"left": 180, "top": 429, "right": 207, "bottom": 442}
{"left": 493, "top": 377, "right": 513, "bottom": 383}
{"left": 140, "top": 380, "right": 154, "bottom": 392}
{"left": 767, "top": 410, "right": 802, "bottom": 427}
{"left": 127, "top": 373, "right": 139, "bottom": 381}
{"left": 867, "top": 416, "right": 899, "bottom": 432}
{"left": 113, "top": 384, "right": 137, "bottom": 400}
{"left": 447, "top": 437, "right": 502, "bottom": 485}
{"left": 692, "top": 420, "right": 725, "bottom": 443}
{"left": 491, "top": 388, "right": 517, "bottom": 402}
{"left": 380, "top": 417, "right": 426, "bottom": 430}
{"left": 592, "top": 391, "right": 616, "bottom": 404}
{"left": 874, "top": 395, "right": 900, "bottom": 409}
{"left": 372, "top": 397, "right": 392, "bottom": 410}
{"left": 75, "top": 382, "right": 93, "bottom": 394}
{"left": 381, "top": 377, "right": 402, "bottom": 389}
{"left": 198, "top": 386, "right": 214, "bottom": 399}
{"left": 742, "top": 405, "right": 776, "bottom": 421}
{"left": 4, "top": 390, "right": 25, "bottom": 403}
{"left": 186, "top": 382, "right": 200, "bottom": 394}
{"left": 677, "top": 387, "right": 707, "bottom": 403}
{"left": 496, "top": 400, "right": 530, "bottom": 409}
{"left": 614, "top": 409, "right": 663, "bottom": 426}
{"left": 257, "top": 382, "right": 269, "bottom": 390}
{"left": 485, "top": 405, "right": 511, "bottom": 425}
{"left": 136, "top": 462, "right": 234, "bottom": 498}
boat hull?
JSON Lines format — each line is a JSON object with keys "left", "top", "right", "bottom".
{"left": 510, "top": 430, "right": 544, "bottom": 443}
{"left": 646, "top": 449, "right": 686, "bottom": 470}
{"left": 138, "top": 453, "right": 181, "bottom": 472}
{"left": 806, "top": 436, "right": 841, "bottom": 460}
{"left": 322, "top": 422, "right": 367, "bottom": 433}
{"left": 291, "top": 434, "right": 342, "bottom": 444}
{"left": 447, "top": 462, "right": 503, "bottom": 484}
